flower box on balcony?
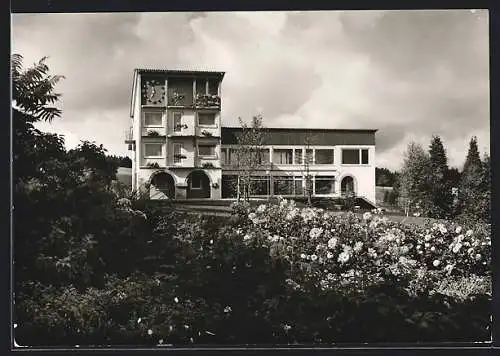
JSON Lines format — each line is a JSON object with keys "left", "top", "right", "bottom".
{"left": 174, "top": 124, "right": 189, "bottom": 131}
{"left": 169, "top": 92, "right": 186, "bottom": 106}
{"left": 147, "top": 130, "right": 161, "bottom": 137}
{"left": 146, "top": 162, "right": 161, "bottom": 169}
{"left": 174, "top": 154, "right": 187, "bottom": 160}
{"left": 212, "top": 182, "right": 219, "bottom": 189}
{"left": 202, "top": 162, "right": 215, "bottom": 168}
{"left": 195, "top": 94, "right": 221, "bottom": 108}
{"left": 201, "top": 130, "right": 213, "bottom": 137}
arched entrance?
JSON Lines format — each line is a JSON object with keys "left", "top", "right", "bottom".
{"left": 341, "top": 176, "right": 355, "bottom": 197}
{"left": 150, "top": 171, "right": 175, "bottom": 200}
{"left": 186, "top": 170, "right": 211, "bottom": 199}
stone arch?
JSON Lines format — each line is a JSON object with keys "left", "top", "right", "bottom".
{"left": 340, "top": 175, "right": 357, "bottom": 197}
{"left": 149, "top": 170, "right": 176, "bottom": 200}
{"left": 186, "top": 170, "right": 211, "bottom": 199}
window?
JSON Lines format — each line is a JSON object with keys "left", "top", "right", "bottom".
{"left": 294, "top": 177, "right": 304, "bottom": 195}
{"left": 274, "top": 176, "right": 294, "bottom": 195}
{"left": 190, "top": 174, "right": 202, "bottom": 189}
{"left": 258, "top": 148, "right": 270, "bottom": 164}
{"left": 198, "top": 144, "right": 216, "bottom": 157}
{"left": 305, "top": 149, "right": 314, "bottom": 164}
{"left": 208, "top": 79, "right": 218, "bottom": 95}
{"left": 144, "top": 112, "right": 163, "bottom": 126}
{"left": 316, "top": 149, "right": 334, "bottom": 164}
{"left": 198, "top": 113, "right": 216, "bottom": 126}
{"left": 361, "top": 149, "right": 369, "bottom": 164}
{"left": 173, "top": 143, "right": 183, "bottom": 163}
{"left": 222, "top": 175, "right": 238, "bottom": 198}
{"left": 250, "top": 177, "right": 269, "bottom": 196}
{"left": 144, "top": 143, "right": 163, "bottom": 157}
{"left": 196, "top": 79, "right": 206, "bottom": 96}
{"left": 273, "top": 149, "right": 293, "bottom": 164}
{"left": 315, "top": 176, "right": 335, "bottom": 195}
{"left": 294, "top": 149, "right": 303, "bottom": 164}
{"left": 342, "top": 149, "right": 360, "bottom": 164}
{"left": 173, "top": 112, "right": 182, "bottom": 132}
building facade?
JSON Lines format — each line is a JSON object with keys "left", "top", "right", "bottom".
{"left": 126, "top": 69, "right": 377, "bottom": 203}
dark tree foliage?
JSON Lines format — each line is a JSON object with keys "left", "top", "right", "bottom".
{"left": 106, "top": 155, "right": 132, "bottom": 168}
{"left": 427, "top": 135, "right": 453, "bottom": 219}
{"left": 456, "top": 137, "right": 490, "bottom": 223}
{"left": 376, "top": 167, "right": 397, "bottom": 187}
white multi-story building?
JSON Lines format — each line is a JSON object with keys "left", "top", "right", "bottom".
{"left": 126, "top": 68, "right": 377, "bottom": 204}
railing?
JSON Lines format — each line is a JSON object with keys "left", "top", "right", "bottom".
{"left": 124, "top": 127, "right": 134, "bottom": 143}
{"left": 195, "top": 94, "right": 221, "bottom": 108}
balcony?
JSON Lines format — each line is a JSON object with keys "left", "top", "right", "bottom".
{"left": 197, "top": 126, "right": 220, "bottom": 138}
{"left": 195, "top": 94, "right": 220, "bottom": 109}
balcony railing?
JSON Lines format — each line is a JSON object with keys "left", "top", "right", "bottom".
{"left": 195, "top": 94, "right": 220, "bottom": 108}
{"left": 124, "top": 127, "right": 134, "bottom": 143}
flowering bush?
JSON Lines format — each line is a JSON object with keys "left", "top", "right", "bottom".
{"left": 232, "top": 198, "right": 491, "bottom": 296}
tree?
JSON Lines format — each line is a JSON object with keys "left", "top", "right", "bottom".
{"left": 376, "top": 167, "right": 397, "bottom": 187}
{"left": 12, "top": 54, "right": 65, "bottom": 123}
{"left": 427, "top": 135, "right": 453, "bottom": 219}
{"left": 302, "top": 132, "right": 314, "bottom": 206}
{"left": 398, "top": 142, "right": 433, "bottom": 216}
{"left": 456, "top": 137, "right": 489, "bottom": 222}
{"left": 234, "top": 115, "right": 268, "bottom": 202}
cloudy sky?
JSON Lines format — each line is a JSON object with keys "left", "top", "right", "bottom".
{"left": 11, "top": 10, "right": 489, "bottom": 170}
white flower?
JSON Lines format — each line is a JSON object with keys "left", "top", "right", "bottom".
{"left": 433, "top": 260, "right": 440, "bottom": 267}
{"left": 283, "top": 324, "right": 292, "bottom": 331}
{"left": 338, "top": 251, "right": 350, "bottom": 264}
{"left": 326, "top": 252, "right": 334, "bottom": 259}
{"left": 209, "top": 239, "right": 213, "bottom": 244}
{"left": 430, "top": 246, "right": 436, "bottom": 252}
{"left": 452, "top": 243, "right": 462, "bottom": 253}
{"left": 256, "top": 204, "right": 266, "bottom": 213}
{"left": 309, "top": 227, "right": 324, "bottom": 239}
{"left": 158, "top": 339, "right": 164, "bottom": 344}
{"left": 466, "top": 229, "right": 473, "bottom": 237}
{"left": 438, "top": 224, "right": 447, "bottom": 234}
{"left": 425, "top": 243, "right": 430, "bottom": 248}
{"left": 243, "top": 234, "right": 251, "bottom": 241}
{"left": 424, "top": 234, "right": 432, "bottom": 241}
{"left": 455, "top": 226, "right": 462, "bottom": 234}
{"left": 310, "top": 254, "right": 318, "bottom": 261}
{"left": 300, "top": 253, "right": 307, "bottom": 259}
{"left": 137, "top": 318, "right": 142, "bottom": 324}
{"left": 148, "top": 329, "right": 153, "bottom": 335}
{"left": 467, "top": 247, "right": 474, "bottom": 254}
{"left": 362, "top": 212, "right": 372, "bottom": 221}
{"left": 224, "top": 306, "right": 232, "bottom": 313}
{"left": 327, "top": 237, "right": 338, "bottom": 249}
{"left": 475, "top": 253, "right": 482, "bottom": 261}
{"left": 248, "top": 212, "right": 256, "bottom": 221}
{"left": 174, "top": 297, "right": 179, "bottom": 303}
{"left": 353, "top": 241, "right": 363, "bottom": 252}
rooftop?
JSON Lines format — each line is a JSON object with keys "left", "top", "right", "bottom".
{"left": 135, "top": 68, "right": 225, "bottom": 78}
{"left": 221, "top": 127, "right": 377, "bottom": 146}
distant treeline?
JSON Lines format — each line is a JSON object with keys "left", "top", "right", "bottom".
{"left": 106, "top": 155, "right": 132, "bottom": 168}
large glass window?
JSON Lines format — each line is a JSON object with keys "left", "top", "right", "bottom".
{"left": 144, "top": 112, "right": 163, "bottom": 126}
{"left": 258, "top": 148, "right": 270, "bottom": 164}
{"left": 208, "top": 79, "right": 219, "bottom": 95}
{"left": 273, "top": 149, "right": 293, "bottom": 164}
{"left": 144, "top": 143, "right": 163, "bottom": 157}
{"left": 305, "top": 149, "right": 314, "bottom": 164}
{"left": 250, "top": 177, "right": 269, "bottom": 196}
{"left": 274, "top": 176, "right": 294, "bottom": 195}
{"left": 342, "top": 149, "right": 360, "bottom": 164}
{"left": 222, "top": 175, "right": 238, "bottom": 198}
{"left": 315, "top": 176, "right": 336, "bottom": 195}
{"left": 316, "top": 149, "right": 334, "bottom": 164}
{"left": 196, "top": 79, "right": 206, "bottom": 96}
{"left": 294, "top": 177, "right": 304, "bottom": 195}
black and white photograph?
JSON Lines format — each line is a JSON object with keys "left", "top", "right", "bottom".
{"left": 11, "top": 9, "right": 491, "bottom": 348}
